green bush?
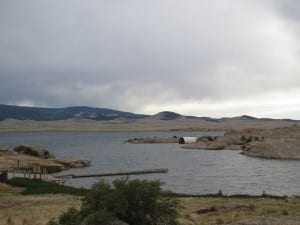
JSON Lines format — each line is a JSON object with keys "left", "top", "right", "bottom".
{"left": 49, "top": 178, "right": 179, "bottom": 225}
{"left": 58, "top": 208, "right": 81, "bottom": 225}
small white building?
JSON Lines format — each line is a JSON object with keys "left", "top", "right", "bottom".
{"left": 178, "top": 137, "right": 197, "bottom": 144}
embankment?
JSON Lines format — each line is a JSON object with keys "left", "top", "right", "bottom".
{"left": 0, "top": 144, "right": 90, "bottom": 172}
{"left": 183, "top": 125, "right": 300, "bottom": 160}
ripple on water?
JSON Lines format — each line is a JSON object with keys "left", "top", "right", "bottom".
{"left": 0, "top": 131, "right": 299, "bottom": 195}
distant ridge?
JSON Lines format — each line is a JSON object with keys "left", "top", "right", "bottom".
{"left": 0, "top": 104, "right": 147, "bottom": 121}
{"left": 0, "top": 104, "right": 298, "bottom": 122}
{"left": 150, "top": 111, "right": 182, "bottom": 120}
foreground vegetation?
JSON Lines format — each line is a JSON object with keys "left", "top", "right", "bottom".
{"left": 47, "top": 178, "right": 179, "bottom": 225}
{"left": 1, "top": 178, "right": 300, "bottom": 225}
{"left": 178, "top": 196, "right": 300, "bottom": 225}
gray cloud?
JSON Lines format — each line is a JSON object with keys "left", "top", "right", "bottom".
{"left": 0, "top": 0, "right": 299, "bottom": 118}
{"left": 272, "top": 0, "right": 300, "bottom": 21}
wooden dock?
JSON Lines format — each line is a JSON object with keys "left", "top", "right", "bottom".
{"left": 56, "top": 168, "right": 168, "bottom": 179}
{"left": 8, "top": 171, "right": 67, "bottom": 185}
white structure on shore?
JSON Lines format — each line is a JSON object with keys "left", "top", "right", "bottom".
{"left": 178, "top": 137, "right": 197, "bottom": 144}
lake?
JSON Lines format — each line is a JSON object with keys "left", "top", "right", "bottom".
{"left": 0, "top": 131, "right": 299, "bottom": 195}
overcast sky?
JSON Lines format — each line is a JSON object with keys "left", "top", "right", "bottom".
{"left": 0, "top": 0, "right": 299, "bottom": 119}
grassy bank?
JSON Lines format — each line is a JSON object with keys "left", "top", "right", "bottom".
{"left": 178, "top": 196, "right": 300, "bottom": 225}
{"left": 1, "top": 179, "right": 300, "bottom": 225}
{"left": 1, "top": 191, "right": 299, "bottom": 225}
{"left": 0, "top": 193, "right": 81, "bottom": 225}
{"left": 6, "top": 178, "right": 89, "bottom": 196}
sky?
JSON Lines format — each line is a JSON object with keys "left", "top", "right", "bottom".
{"left": 0, "top": 0, "right": 299, "bottom": 119}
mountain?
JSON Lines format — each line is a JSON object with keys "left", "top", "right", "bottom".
{"left": 0, "top": 104, "right": 298, "bottom": 124}
{"left": 0, "top": 104, "right": 299, "bottom": 132}
{"left": 150, "top": 111, "right": 182, "bottom": 120}
{"left": 0, "top": 104, "right": 147, "bottom": 121}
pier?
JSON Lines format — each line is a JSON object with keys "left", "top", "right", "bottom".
{"left": 56, "top": 168, "right": 169, "bottom": 179}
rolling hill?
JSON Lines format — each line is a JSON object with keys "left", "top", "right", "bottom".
{"left": 0, "top": 104, "right": 299, "bottom": 132}
{"left": 0, "top": 104, "right": 147, "bottom": 121}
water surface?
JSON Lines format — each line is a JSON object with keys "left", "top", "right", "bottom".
{"left": 0, "top": 131, "right": 299, "bottom": 195}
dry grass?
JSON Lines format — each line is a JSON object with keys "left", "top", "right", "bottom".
{"left": 184, "top": 125, "right": 300, "bottom": 159}
{"left": 0, "top": 194, "right": 81, "bottom": 225}
{"left": 178, "top": 197, "right": 300, "bottom": 225}
{"left": 0, "top": 192, "right": 299, "bottom": 225}
{"left": 0, "top": 183, "right": 23, "bottom": 193}
{"left": 0, "top": 118, "right": 299, "bottom": 132}
{"left": 0, "top": 154, "right": 63, "bottom": 171}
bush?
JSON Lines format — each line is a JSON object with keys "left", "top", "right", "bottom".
{"left": 50, "top": 178, "right": 179, "bottom": 225}
{"left": 59, "top": 208, "right": 80, "bottom": 225}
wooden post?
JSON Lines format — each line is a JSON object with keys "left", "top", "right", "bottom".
{"left": 45, "top": 169, "right": 48, "bottom": 180}
{"left": 32, "top": 163, "right": 41, "bottom": 180}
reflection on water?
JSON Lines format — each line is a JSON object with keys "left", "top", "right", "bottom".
{"left": 0, "top": 131, "right": 299, "bottom": 195}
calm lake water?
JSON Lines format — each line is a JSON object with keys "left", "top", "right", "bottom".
{"left": 0, "top": 131, "right": 299, "bottom": 196}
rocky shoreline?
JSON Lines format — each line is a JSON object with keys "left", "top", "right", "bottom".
{"left": 126, "top": 136, "right": 179, "bottom": 144}
{"left": 0, "top": 144, "right": 90, "bottom": 173}
{"left": 126, "top": 125, "right": 300, "bottom": 160}
{"left": 183, "top": 125, "right": 300, "bottom": 160}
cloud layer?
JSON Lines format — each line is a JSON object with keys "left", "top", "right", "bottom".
{"left": 0, "top": 0, "right": 299, "bottom": 118}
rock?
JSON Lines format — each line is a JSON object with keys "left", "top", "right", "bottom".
{"left": 126, "top": 136, "right": 179, "bottom": 144}
{"left": 183, "top": 125, "right": 300, "bottom": 160}
{"left": 52, "top": 158, "right": 91, "bottom": 168}
{"left": 0, "top": 146, "right": 9, "bottom": 151}
{"left": 242, "top": 137, "right": 300, "bottom": 159}
{"left": 13, "top": 145, "right": 55, "bottom": 159}
{"left": 194, "top": 204, "right": 253, "bottom": 215}
{"left": 0, "top": 146, "right": 16, "bottom": 156}
{"left": 194, "top": 206, "right": 217, "bottom": 215}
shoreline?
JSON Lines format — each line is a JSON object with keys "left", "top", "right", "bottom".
{"left": 0, "top": 145, "right": 90, "bottom": 173}
{"left": 125, "top": 125, "right": 300, "bottom": 160}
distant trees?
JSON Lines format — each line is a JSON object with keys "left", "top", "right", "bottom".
{"left": 48, "top": 178, "right": 179, "bottom": 225}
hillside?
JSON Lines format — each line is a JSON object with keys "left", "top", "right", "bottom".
{"left": 0, "top": 104, "right": 299, "bottom": 132}
{"left": 0, "top": 104, "right": 147, "bottom": 121}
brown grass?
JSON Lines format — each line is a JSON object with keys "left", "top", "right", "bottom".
{"left": 0, "top": 118, "right": 299, "bottom": 132}
{"left": 0, "top": 192, "right": 299, "bottom": 225}
{"left": 0, "top": 154, "right": 63, "bottom": 171}
{"left": 0, "top": 183, "right": 23, "bottom": 193}
{"left": 177, "top": 197, "right": 300, "bottom": 225}
{"left": 0, "top": 194, "right": 81, "bottom": 225}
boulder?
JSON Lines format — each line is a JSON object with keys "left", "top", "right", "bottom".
{"left": 0, "top": 146, "right": 16, "bottom": 156}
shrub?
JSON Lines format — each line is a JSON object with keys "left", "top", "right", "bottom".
{"left": 50, "top": 178, "right": 179, "bottom": 225}
{"left": 81, "top": 210, "right": 118, "bottom": 225}
{"left": 47, "top": 219, "right": 58, "bottom": 225}
{"left": 241, "top": 136, "right": 246, "bottom": 142}
{"left": 217, "top": 189, "right": 223, "bottom": 197}
{"left": 216, "top": 218, "right": 224, "bottom": 224}
{"left": 58, "top": 208, "right": 80, "bottom": 225}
